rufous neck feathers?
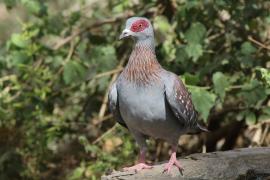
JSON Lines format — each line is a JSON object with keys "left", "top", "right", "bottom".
{"left": 122, "top": 39, "right": 161, "bottom": 85}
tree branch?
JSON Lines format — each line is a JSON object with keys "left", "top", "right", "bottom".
{"left": 102, "top": 147, "right": 270, "bottom": 180}
{"left": 52, "top": 11, "right": 134, "bottom": 50}
{"left": 248, "top": 36, "right": 270, "bottom": 51}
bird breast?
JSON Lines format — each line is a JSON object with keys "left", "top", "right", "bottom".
{"left": 117, "top": 80, "right": 182, "bottom": 140}
{"left": 118, "top": 81, "right": 166, "bottom": 121}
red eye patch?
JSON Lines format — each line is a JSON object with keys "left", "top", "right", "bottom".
{"left": 130, "top": 19, "right": 149, "bottom": 32}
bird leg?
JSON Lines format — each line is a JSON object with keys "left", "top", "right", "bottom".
{"left": 123, "top": 149, "right": 153, "bottom": 172}
{"left": 163, "top": 146, "right": 184, "bottom": 174}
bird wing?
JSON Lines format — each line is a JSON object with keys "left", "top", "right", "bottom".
{"left": 164, "top": 73, "right": 198, "bottom": 129}
{"left": 108, "top": 81, "right": 127, "bottom": 128}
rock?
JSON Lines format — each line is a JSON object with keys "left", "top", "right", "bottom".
{"left": 102, "top": 147, "right": 270, "bottom": 180}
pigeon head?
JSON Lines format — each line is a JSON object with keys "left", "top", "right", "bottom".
{"left": 119, "top": 17, "right": 154, "bottom": 41}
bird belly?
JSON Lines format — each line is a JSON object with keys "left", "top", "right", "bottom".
{"left": 118, "top": 82, "right": 183, "bottom": 142}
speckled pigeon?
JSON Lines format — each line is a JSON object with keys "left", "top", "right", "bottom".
{"left": 108, "top": 17, "right": 208, "bottom": 173}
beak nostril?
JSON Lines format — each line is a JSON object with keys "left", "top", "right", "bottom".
{"left": 119, "top": 29, "right": 131, "bottom": 40}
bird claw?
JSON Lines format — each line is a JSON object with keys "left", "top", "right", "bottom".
{"left": 163, "top": 156, "right": 184, "bottom": 175}
{"left": 123, "top": 163, "right": 153, "bottom": 173}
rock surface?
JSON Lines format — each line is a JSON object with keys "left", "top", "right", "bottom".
{"left": 102, "top": 147, "right": 270, "bottom": 180}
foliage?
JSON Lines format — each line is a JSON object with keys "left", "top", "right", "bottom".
{"left": 0, "top": 0, "right": 270, "bottom": 179}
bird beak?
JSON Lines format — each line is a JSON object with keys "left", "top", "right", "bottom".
{"left": 119, "top": 29, "right": 132, "bottom": 40}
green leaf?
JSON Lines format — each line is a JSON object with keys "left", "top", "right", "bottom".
{"left": 89, "top": 45, "right": 117, "bottom": 72}
{"left": 63, "top": 61, "right": 86, "bottom": 85}
{"left": 69, "top": 11, "right": 81, "bottom": 25}
{"left": 175, "top": 47, "right": 189, "bottom": 63}
{"left": 256, "top": 68, "right": 270, "bottom": 87}
{"left": 162, "top": 38, "right": 176, "bottom": 61}
{"left": 183, "top": 73, "right": 199, "bottom": 85}
{"left": 189, "top": 87, "right": 216, "bottom": 122}
{"left": 258, "top": 107, "right": 270, "bottom": 122}
{"left": 241, "top": 42, "right": 256, "bottom": 55}
{"left": 21, "top": 0, "right": 41, "bottom": 14}
{"left": 10, "top": 33, "right": 31, "bottom": 48}
{"left": 239, "top": 80, "right": 268, "bottom": 106}
{"left": 10, "top": 51, "right": 29, "bottom": 65}
{"left": 97, "top": 76, "right": 110, "bottom": 92}
{"left": 245, "top": 111, "right": 256, "bottom": 125}
{"left": 262, "top": 107, "right": 270, "bottom": 115}
{"left": 258, "top": 114, "right": 270, "bottom": 122}
{"left": 154, "top": 16, "right": 171, "bottom": 35}
{"left": 185, "top": 43, "right": 203, "bottom": 61}
{"left": 212, "top": 72, "right": 230, "bottom": 101}
{"left": 185, "top": 22, "right": 206, "bottom": 44}
{"left": 69, "top": 166, "right": 85, "bottom": 180}
{"left": 184, "top": 22, "right": 206, "bottom": 62}
{"left": 63, "top": 62, "right": 77, "bottom": 85}
{"left": 3, "top": 0, "right": 17, "bottom": 9}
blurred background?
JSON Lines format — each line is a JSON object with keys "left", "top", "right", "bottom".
{"left": 0, "top": 0, "right": 270, "bottom": 179}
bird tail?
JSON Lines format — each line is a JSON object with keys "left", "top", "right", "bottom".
{"left": 187, "top": 123, "right": 209, "bottom": 134}
{"left": 197, "top": 123, "right": 209, "bottom": 132}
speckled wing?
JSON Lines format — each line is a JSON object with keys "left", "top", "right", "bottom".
{"left": 108, "top": 82, "right": 127, "bottom": 128}
{"left": 164, "top": 73, "right": 199, "bottom": 129}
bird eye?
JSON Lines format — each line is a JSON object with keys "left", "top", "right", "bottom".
{"left": 139, "top": 24, "right": 143, "bottom": 27}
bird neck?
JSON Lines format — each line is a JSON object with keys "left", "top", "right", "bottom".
{"left": 135, "top": 37, "right": 155, "bottom": 51}
{"left": 122, "top": 37, "right": 162, "bottom": 85}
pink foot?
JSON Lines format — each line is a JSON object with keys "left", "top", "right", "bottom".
{"left": 163, "top": 152, "right": 184, "bottom": 175}
{"left": 123, "top": 163, "right": 153, "bottom": 172}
